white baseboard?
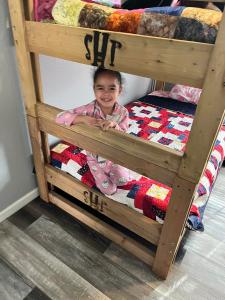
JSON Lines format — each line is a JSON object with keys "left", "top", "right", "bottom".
{"left": 0, "top": 188, "right": 39, "bottom": 223}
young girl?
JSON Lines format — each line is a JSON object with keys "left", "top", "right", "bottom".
{"left": 56, "top": 68, "right": 131, "bottom": 195}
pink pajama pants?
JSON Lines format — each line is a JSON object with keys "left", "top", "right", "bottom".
{"left": 87, "top": 155, "right": 130, "bottom": 195}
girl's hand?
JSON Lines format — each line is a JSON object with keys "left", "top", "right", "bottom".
{"left": 56, "top": 111, "right": 76, "bottom": 126}
{"left": 75, "top": 116, "right": 99, "bottom": 126}
{"left": 96, "top": 120, "right": 117, "bottom": 131}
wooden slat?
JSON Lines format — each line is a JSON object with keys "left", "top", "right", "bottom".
{"left": 0, "top": 258, "right": 32, "bottom": 299}
{"left": 25, "top": 0, "right": 52, "bottom": 168}
{"left": 152, "top": 177, "right": 196, "bottom": 279}
{"left": 49, "top": 191, "right": 155, "bottom": 266}
{"left": 24, "top": 0, "right": 52, "bottom": 180}
{"left": 37, "top": 103, "right": 182, "bottom": 186}
{"left": 25, "top": 21, "right": 213, "bottom": 88}
{"left": 27, "top": 116, "right": 49, "bottom": 202}
{"left": 179, "top": 10, "right": 225, "bottom": 183}
{"left": 26, "top": 217, "right": 156, "bottom": 299}
{"left": 7, "top": 0, "right": 37, "bottom": 116}
{"left": 46, "top": 165, "right": 162, "bottom": 245}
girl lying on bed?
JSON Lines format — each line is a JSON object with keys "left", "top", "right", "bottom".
{"left": 56, "top": 68, "right": 132, "bottom": 195}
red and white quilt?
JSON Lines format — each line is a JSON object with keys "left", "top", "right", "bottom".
{"left": 51, "top": 101, "right": 225, "bottom": 230}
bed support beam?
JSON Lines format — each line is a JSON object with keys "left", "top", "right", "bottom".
{"left": 25, "top": 21, "right": 213, "bottom": 88}
{"left": 27, "top": 116, "right": 49, "bottom": 202}
{"left": 152, "top": 178, "right": 196, "bottom": 278}
{"left": 7, "top": 0, "right": 37, "bottom": 116}
{"left": 153, "top": 11, "right": 225, "bottom": 279}
{"left": 49, "top": 191, "right": 155, "bottom": 266}
{"left": 26, "top": 0, "right": 52, "bottom": 168}
{"left": 179, "top": 11, "right": 225, "bottom": 184}
{"left": 37, "top": 103, "right": 183, "bottom": 186}
{"left": 8, "top": 0, "right": 50, "bottom": 201}
{"left": 46, "top": 165, "right": 162, "bottom": 246}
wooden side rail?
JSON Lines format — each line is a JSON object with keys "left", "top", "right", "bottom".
{"left": 25, "top": 21, "right": 213, "bottom": 88}
{"left": 37, "top": 103, "right": 183, "bottom": 186}
{"left": 46, "top": 165, "right": 162, "bottom": 245}
{"left": 179, "top": 10, "right": 225, "bottom": 184}
{"left": 49, "top": 191, "right": 155, "bottom": 266}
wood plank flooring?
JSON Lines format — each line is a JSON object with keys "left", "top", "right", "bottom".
{"left": 0, "top": 167, "right": 225, "bottom": 299}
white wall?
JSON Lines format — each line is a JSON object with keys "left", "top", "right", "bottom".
{"left": 40, "top": 56, "right": 152, "bottom": 144}
{"left": 40, "top": 56, "right": 152, "bottom": 108}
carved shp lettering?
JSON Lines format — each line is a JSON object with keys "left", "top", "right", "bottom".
{"left": 83, "top": 191, "right": 106, "bottom": 212}
{"left": 84, "top": 31, "right": 122, "bottom": 68}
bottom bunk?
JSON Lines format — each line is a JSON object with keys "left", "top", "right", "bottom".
{"left": 50, "top": 93, "right": 225, "bottom": 232}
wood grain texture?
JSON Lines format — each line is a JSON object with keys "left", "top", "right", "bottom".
{"left": 0, "top": 258, "right": 32, "bottom": 300}
{"left": 0, "top": 221, "right": 109, "bottom": 300}
{"left": 49, "top": 192, "right": 155, "bottom": 266}
{"left": 27, "top": 116, "right": 49, "bottom": 202}
{"left": 8, "top": 208, "right": 38, "bottom": 230}
{"left": 7, "top": 0, "right": 37, "bottom": 116}
{"left": 152, "top": 178, "right": 196, "bottom": 279}
{"left": 24, "top": 287, "right": 51, "bottom": 300}
{"left": 104, "top": 243, "right": 225, "bottom": 300}
{"left": 25, "top": 198, "right": 110, "bottom": 253}
{"left": 25, "top": 21, "right": 213, "bottom": 88}
{"left": 26, "top": 216, "right": 158, "bottom": 300}
{"left": 46, "top": 165, "right": 162, "bottom": 245}
{"left": 37, "top": 103, "right": 183, "bottom": 186}
{"left": 179, "top": 11, "right": 225, "bottom": 184}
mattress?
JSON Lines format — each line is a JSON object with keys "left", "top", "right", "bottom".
{"left": 51, "top": 95, "right": 225, "bottom": 231}
{"left": 34, "top": 0, "right": 222, "bottom": 44}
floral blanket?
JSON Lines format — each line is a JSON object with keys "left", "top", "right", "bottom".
{"left": 34, "top": 0, "right": 222, "bottom": 43}
{"left": 51, "top": 98, "right": 225, "bottom": 230}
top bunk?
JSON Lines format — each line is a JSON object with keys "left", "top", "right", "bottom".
{"left": 10, "top": 0, "right": 225, "bottom": 88}
{"left": 8, "top": 0, "right": 225, "bottom": 186}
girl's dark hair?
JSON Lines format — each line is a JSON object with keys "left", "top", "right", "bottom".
{"left": 93, "top": 68, "right": 122, "bottom": 85}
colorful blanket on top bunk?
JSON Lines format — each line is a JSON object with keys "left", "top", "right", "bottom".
{"left": 51, "top": 96, "right": 225, "bottom": 231}
{"left": 34, "top": 0, "right": 222, "bottom": 43}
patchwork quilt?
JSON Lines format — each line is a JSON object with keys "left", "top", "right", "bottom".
{"left": 34, "top": 0, "right": 222, "bottom": 43}
{"left": 51, "top": 99, "right": 225, "bottom": 230}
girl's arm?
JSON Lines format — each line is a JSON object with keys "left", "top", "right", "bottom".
{"left": 55, "top": 102, "right": 97, "bottom": 126}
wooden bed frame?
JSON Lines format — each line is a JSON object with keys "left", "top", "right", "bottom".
{"left": 8, "top": 0, "right": 225, "bottom": 279}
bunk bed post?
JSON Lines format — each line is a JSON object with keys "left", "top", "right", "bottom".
{"left": 153, "top": 9, "right": 225, "bottom": 279}
{"left": 26, "top": 0, "right": 52, "bottom": 167}
{"left": 7, "top": 0, "right": 49, "bottom": 202}
{"left": 152, "top": 178, "right": 196, "bottom": 278}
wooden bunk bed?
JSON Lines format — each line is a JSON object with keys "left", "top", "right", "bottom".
{"left": 8, "top": 0, "right": 225, "bottom": 279}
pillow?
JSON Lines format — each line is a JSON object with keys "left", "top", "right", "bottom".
{"left": 149, "top": 90, "right": 171, "bottom": 98}
{"left": 169, "top": 84, "right": 202, "bottom": 105}
{"left": 34, "top": 0, "right": 57, "bottom": 21}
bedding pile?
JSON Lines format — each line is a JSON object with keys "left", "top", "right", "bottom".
{"left": 34, "top": 0, "right": 222, "bottom": 43}
{"left": 51, "top": 95, "right": 225, "bottom": 230}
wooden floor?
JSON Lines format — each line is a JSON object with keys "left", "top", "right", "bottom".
{"left": 1, "top": 168, "right": 225, "bottom": 299}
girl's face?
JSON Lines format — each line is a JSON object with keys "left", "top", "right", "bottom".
{"left": 94, "top": 73, "right": 122, "bottom": 111}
